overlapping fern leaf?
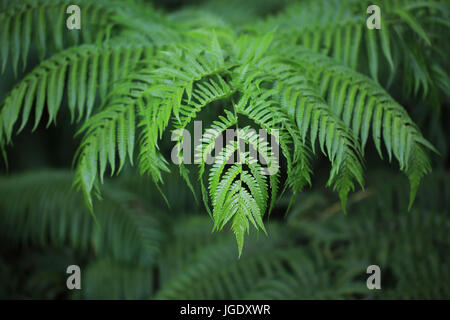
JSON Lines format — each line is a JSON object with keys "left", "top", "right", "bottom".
{"left": 0, "top": 0, "right": 439, "bottom": 253}
{"left": 252, "top": 0, "right": 449, "bottom": 107}
{"left": 0, "top": 170, "right": 448, "bottom": 299}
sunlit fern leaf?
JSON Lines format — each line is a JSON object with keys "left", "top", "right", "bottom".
{"left": 207, "top": 136, "right": 272, "bottom": 255}
{"left": 232, "top": 69, "right": 313, "bottom": 207}
{"left": 172, "top": 74, "right": 234, "bottom": 198}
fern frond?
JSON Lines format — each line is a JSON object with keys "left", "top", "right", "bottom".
{"left": 253, "top": 0, "right": 449, "bottom": 103}
{"left": 0, "top": 39, "right": 152, "bottom": 145}
{"left": 0, "top": 4, "right": 438, "bottom": 255}
{"left": 73, "top": 89, "right": 139, "bottom": 210}
{"left": 73, "top": 39, "right": 231, "bottom": 208}
{"left": 0, "top": 170, "right": 164, "bottom": 265}
{"left": 240, "top": 55, "right": 364, "bottom": 210}
{"left": 0, "top": 0, "right": 149, "bottom": 74}
{"left": 207, "top": 131, "right": 273, "bottom": 255}
{"left": 283, "top": 47, "right": 437, "bottom": 206}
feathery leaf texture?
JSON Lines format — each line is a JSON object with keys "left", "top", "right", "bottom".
{"left": 0, "top": 0, "right": 154, "bottom": 74}
{"left": 0, "top": 170, "right": 448, "bottom": 299}
{"left": 0, "top": 0, "right": 442, "bottom": 253}
{"left": 252, "top": 0, "right": 449, "bottom": 105}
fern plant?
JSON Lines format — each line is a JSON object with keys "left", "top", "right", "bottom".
{"left": 0, "top": 169, "right": 447, "bottom": 299}
{"left": 253, "top": 0, "right": 449, "bottom": 107}
{"left": 0, "top": 0, "right": 445, "bottom": 254}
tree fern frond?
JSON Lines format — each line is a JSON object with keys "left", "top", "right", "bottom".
{"left": 0, "top": 5, "right": 439, "bottom": 256}
{"left": 253, "top": 0, "right": 449, "bottom": 103}
{"left": 283, "top": 47, "right": 437, "bottom": 206}
{"left": 243, "top": 56, "right": 364, "bottom": 210}
{"left": 0, "top": 0, "right": 148, "bottom": 74}
{"left": 207, "top": 137, "right": 270, "bottom": 255}
{"left": 73, "top": 94, "right": 138, "bottom": 210}
{"left": 0, "top": 39, "right": 152, "bottom": 145}
{"left": 73, "top": 38, "right": 231, "bottom": 209}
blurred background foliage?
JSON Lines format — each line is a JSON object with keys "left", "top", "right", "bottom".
{"left": 0, "top": 0, "right": 449, "bottom": 299}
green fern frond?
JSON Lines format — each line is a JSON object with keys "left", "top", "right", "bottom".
{"left": 0, "top": 2, "right": 439, "bottom": 254}
{"left": 253, "top": 0, "right": 449, "bottom": 103}
{"left": 73, "top": 89, "right": 139, "bottom": 210}
{"left": 0, "top": 0, "right": 150, "bottom": 74}
{"left": 73, "top": 39, "right": 231, "bottom": 207}
{"left": 0, "top": 39, "right": 152, "bottom": 143}
{"left": 207, "top": 132, "right": 272, "bottom": 255}
{"left": 282, "top": 47, "right": 437, "bottom": 205}
{"left": 258, "top": 59, "right": 365, "bottom": 209}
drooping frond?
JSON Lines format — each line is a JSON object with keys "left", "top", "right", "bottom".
{"left": 207, "top": 129, "right": 277, "bottom": 255}
{"left": 242, "top": 55, "right": 364, "bottom": 209}
{"left": 0, "top": 39, "right": 152, "bottom": 143}
{"left": 73, "top": 85, "right": 140, "bottom": 210}
{"left": 281, "top": 46, "right": 437, "bottom": 206}
{"left": 72, "top": 39, "right": 229, "bottom": 207}
{"left": 0, "top": 0, "right": 153, "bottom": 74}
{"left": 0, "top": 1, "right": 440, "bottom": 255}
{"left": 0, "top": 6, "right": 186, "bottom": 161}
{"left": 252, "top": 0, "right": 449, "bottom": 105}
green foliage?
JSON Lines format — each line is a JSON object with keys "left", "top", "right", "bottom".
{"left": 0, "top": 171, "right": 163, "bottom": 265}
{"left": 0, "top": 169, "right": 448, "bottom": 299}
{"left": 0, "top": 0, "right": 446, "bottom": 254}
{"left": 253, "top": 0, "right": 449, "bottom": 107}
{"left": 292, "top": 171, "right": 450, "bottom": 299}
